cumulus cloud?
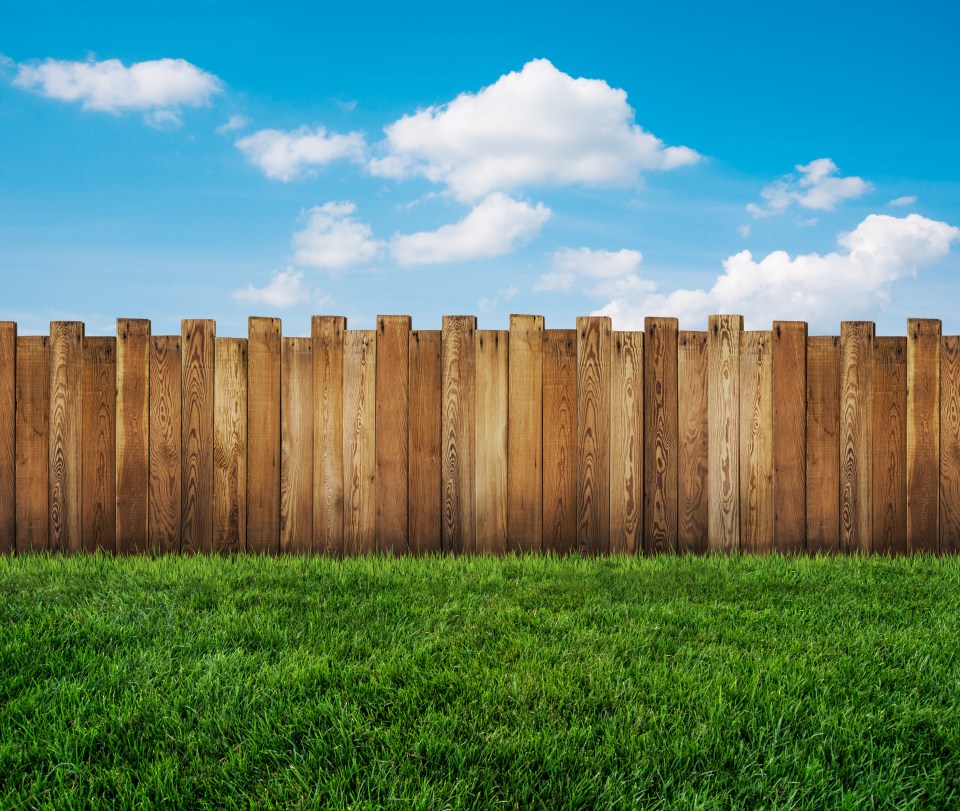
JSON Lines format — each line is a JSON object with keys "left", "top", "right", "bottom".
{"left": 747, "top": 158, "right": 872, "bottom": 218}
{"left": 888, "top": 195, "right": 918, "bottom": 207}
{"left": 236, "top": 126, "right": 366, "bottom": 181}
{"left": 391, "top": 192, "right": 551, "bottom": 266}
{"left": 232, "top": 268, "right": 327, "bottom": 309}
{"left": 535, "top": 247, "right": 650, "bottom": 298}
{"left": 292, "top": 202, "right": 382, "bottom": 271}
{"left": 369, "top": 59, "right": 699, "bottom": 201}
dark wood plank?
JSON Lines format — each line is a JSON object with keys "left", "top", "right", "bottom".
{"left": 116, "top": 319, "right": 150, "bottom": 554}
{"left": 708, "top": 314, "right": 742, "bottom": 552}
{"left": 81, "top": 336, "right": 116, "bottom": 553}
{"left": 740, "top": 331, "right": 773, "bottom": 553}
{"left": 441, "top": 316, "right": 476, "bottom": 554}
{"left": 312, "top": 316, "right": 345, "bottom": 556}
{"left": 576, "top": 316, "right": 611, "bottom": 555}
{"left": 476, "top": 329, "right": 508, "bottom": 554}
{"left": 149, "top": 336, "right": 181, "bottom": 553}
{"left": 772, "top": 321, "right": 807, "bottom": 553}
{"left": 543, "top": 330, "right": 577, "bottom": 556}
{"left": 840, "top": 321, "right": 874, "bottom": 553}
{"left": 343, "top": 330, "right": 376, "bottom": 555}
{"left": 907, "top": 318, "right": 940, "bottom": 553}
{"left": 49, "top": 321, "right": 84, "bottom": 553}
{"left": 612, "top": 330, "right": 642, "bottom": 555}
{"left": 408, "top": 330, "right": 442, "bottom": 555}
{"left": 643, "top": 317, "right": 677, "bottom": 555}
{"left": 281, "top": 337, "right": 313, "bottom": 554}
{"left": 677, "top": 331, "right": 708, "bottom": 554}
{"left": 181, "top": 319, "right": 215, "bottom": 554}
{"left": 806, "top": 336, "right": 840, "bottom": 553}
{"left": 213, "top": 338, "right": 247, "bottom": 554}
{"left": 0, "top": 323, "right": 14, "bottom": 553}
{"left": 940, "top": 336, "right": 960, "bottom": 553}
{"left": 247, "top": 317, "right": 281, "bottom": 554}
{"left": 872, "top": 337, "right": 907, "bottom": 555}
{"left": 15, "top": 336, "right": 49, "bottom": 552}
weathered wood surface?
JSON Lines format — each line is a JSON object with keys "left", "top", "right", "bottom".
{"left": 576, "top": 316, "right": 611, "bottom": 555}
{"left": 677, "top": 331, "right": 708, "bottom": 554}
{"left": 643, "top": 318, "right": 676, "bottom": 554}
{"left": 116, "top": 319, "right": 150, "bottom": 553}
{"left": 612, "top": 330, "right": 642, "bottom": 555}
{"left": 15, "top": 336, "right": 49, "bottom": 552}
{"left": 213, "top": 338, "right": 247, "bottom": 554}
{"left": 313, "top": 316, "right": 345, "bottom": 555}
{"left": 839, "top": 321, "right": 874, "bottom": 553}
{"left": 150, "top": 336, "right": 181, "bottom": 553}
{"left": 708, "top": 315, "right": 742, "bottom": 552}
{"left": 907, "top": 319, "right": 940, "bottom": 553}
{"left": 873, "top": 337, "right": 907, "bottom": 555}
{"left": 0, "top": 324, "right": 15, "bottom": 553}
{"left": 281, "top": 337, "right": 313, "bottom": 554}
{"left": 181, "top": 319, "right": 215, "bottom": 554}
{"left": 81, "top": 336, "right": 116, "bottom": 553}
{"left": 50, "top": 321, "right": 84, "bottom": 553}
{"left": 940, "top": 336, "right": 960, "bottom": 553}
{"left": 542, "top": 330, "right": 577, "bottom": 555}
{"left": 247, "top": 318, "right": 281, "bottom": 554}
{"left": 376, "top": 315, "right": 411, "bottom": 555}
{"left": 772, "top": 321, "right": 807, "bottom": 553}
{"left": 343, "top": 330, "right": 376, "bottom": 555}
{"left": 441, "top": 316, "right": 476, "bottom": 554}
{"left": 408, "top": 330, "right": 442, "bottom": 554}
{"left": 476, "top": 330, "right": 509, "bottom": 554}
{"left": 806, "top": 336, "right": 840, "bottom": 553}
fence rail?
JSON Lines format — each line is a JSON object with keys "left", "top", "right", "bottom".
{"left": 0, "top": 315, "right": 956, "bottom": 555}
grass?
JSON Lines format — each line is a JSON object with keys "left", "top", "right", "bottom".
{"left": 1, "top": 553, "right": 959, "bottom": 810}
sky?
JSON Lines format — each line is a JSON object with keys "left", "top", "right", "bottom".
{"left": 1, "top": 0, "right": 959, "bottom": 337}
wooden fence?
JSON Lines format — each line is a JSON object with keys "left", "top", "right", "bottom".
{"left": 0, "top": 315, "right": 957, "bottom": 555}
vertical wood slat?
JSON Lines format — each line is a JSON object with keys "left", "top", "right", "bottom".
{"left": 213, "top": 338, "right": 247, "bottom": 554}
{"left": 806, "top": 336, "right": 841, "bottom": 553}
{"left": 772, "top": 321, "right": 807, "bottom": 553}
{"left": 677, "top": 331, "right": 709, "bottom": 554}
{"left": 82, "top": 336, "right": 116, "bottom": 553}
{"left": 50, "top": 321, "right": 84, "bottom": 553}
{"left": 476, "top": 330, "right": 509, "bottom": 554}
{"left": 576, "top": 316, "right": 611, "bottom": 554}
{"left": 873, "top": 337, "right": 907, "bottom": 555}
{"left": 149, "top": 336, "right": 181, "bottom": 553}
{"left": 281, "top": 337, "right": 313, "bottom": 554}
{"left": 116, "top": 319, "right": 150, "bottom": 554}
{"left": 0, "top": 323, "right": 14, "bottom": 553}
{"left": 708, "top": 315, "right": 742, "bottom": 552}
{"left": 181, "top": 319, "right": 215, "bottom": 554}
{"left": 247, "top": 318, "right": 281, "bottom": 555}
{"left": 940, "top": 336, "right": 960, "bottom": 553}
{"left": 343, "top": 330, "right": 376, "bottom": 555}
{"left": 408, "top": 330, "right": 442, "bottom": 554}
{"left": 740, "top": 331, "right": 773, "bottom": 553}
{"left": 907, "top": 318, "right": 941, "bottom": 553}
{"left": 376, "top": 315, "right": 411, "bottom": 555}
{"left": 15, "top": 336, "right": 49, "bottom": 552}
{"left": 542, "top": 330, "right": 577, "bottom": 555}
{"left": 313, "top": 316, "right": 345, "bottom": 556}
{"left": 643, "top": 318, "right": 677, "bottom": 554}
{"left": 611, "top": 331, "right": 642, "bottom": 555}
{"left": 840, "top": 321, "right": 874, "bottom": 553}
{"left": 441, "top": 316, "right": 476, "bottom": 554}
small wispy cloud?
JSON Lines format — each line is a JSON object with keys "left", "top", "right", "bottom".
{"left": 236, "top": 125, "right": 366, "bottom": 181}
{"left": 888, "top": 195, "right": 918, "bottom": 207}
{"left": 216, "top": 114, "right": 250, "bottom": 135}
{"left": 747, "top": 158, "right": 872, "bottom": 218}
{"left": 232, "top": 268, "right": 329, "bottom": 309}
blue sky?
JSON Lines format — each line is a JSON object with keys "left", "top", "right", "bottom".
{"left": 2, "top": 0, "right": 959, "bottom": 336}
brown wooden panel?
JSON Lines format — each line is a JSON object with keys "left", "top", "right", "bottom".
{"left": 940, "top": 336, "right": 960, "bottom": 553}
{"left": 772, "top": 321, "right": 807, "bottom": 553}
{"left": 840, "top": 321, "right": 874, "bottom": 553}
{"left": 281, "top": 337, "right": 313, "bottom": 554}
{"left": 15, "top": 336, "right": 49, "bottom": 552}
{"left": 213, "top": 338, "right": 247, "bottom": 554}
{"left": 873, "top": 337, "right": 907, "bottom": 555}
{"left": 81, "top": 336, "right": 116, "bottom": 553}
{"left": 677, "top": 331, "right": 708, "bottom": 554}
{"left": 343, "top": 330, "right": 376, "bottom": 555}
{"left": 740, "top": 331, "right": 773, "bottom": 553}
{"left": 708, "top": 314, "right": 742, "bottom": 552}
{"left": 441, "top": 316, "right": 476, "bottom": 554}
{"left": 542, "top": 329, "right": 577, "bottom": 555}
{"left": 806, "top": 336, "right": 840, "bottom": 553}
{"left": 576, "top": 316, "right": 611, "bottom": 555}
{"left": 247, "top": 318, "right": 281, "bottom": 554}
{"left": 643, "top": 317, "right": 677, "bottom": 555}
{"left": 475, "top": 330, "right": 508, "bottom": 554}
{"left": 149, "top": 336, "right": 181, "bottom": 553}
{"left": 0, "top": 323, "right": 14, "bottom": 553}
{"left": 49, "top": 321, "right": 83, "bottom": 553}
{"left": 181, "top": 319, "right": 215, "bottom": 555}
{"left": 116, "top": 319, "right": 150, "bottom": 554}
{"left": 907, "top": 318, "right": 940, "bottom": 553}
{"left": 612, "top": 330, "right": 642, "bottom": 555}
{"left": 408, "top": 330, "right": 442, "bottom": 554}
{"left": 375, "top": 315, "right": 411, "bottom": 555}
{"left": 312, "top": 316, "right": 345, "bottom": 556}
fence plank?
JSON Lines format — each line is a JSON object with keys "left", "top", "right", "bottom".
{"left": 50, "top": 321, "right": 84, "bottom": 553}
{"left": 247, "top": 318, "right": 281, "bottom": 554}
{"left": 678, "top": 331, "right": 708, "bottom": 554}
{"left": 281, "top": 337, "right": 313, "bottom": 554}
{"left": 213, "top": 338, "right": 247, "bottom": 554}
{"left": 643, "top": 318, "right": 677, "bottom": 554}
{"left": 577, "top": 316, "right": 611, "bottom": 554}
{"left": 873, "top": 337, "right": 907, "bottom": 555}
{"left": 181, "top": 319, "right": 215, "bottom": 554}
{"left": 773, "top": 321, "right": 807, "bottom": 553}
{"left": 708, "top": 315, "right": 742, "bottom": 552}
{"left": 408, "top": 330, "right": 442, "bottom": 554}
{"left": 343, "top": 330, "right": 376, "bottom": 555}
{"left": 806, "top": 336, "right": 840, "bottom": 553}
{"left": 150, "top": 336, "right": 181, "bottom": 553}
{"left": 475, "top": 330, "right": 509, "bottom": 554}
{"left": 612, "top": 331, "right": 642, "bottom": 555}
{"left": 81, "top": 337, "right": 116, "bottom": 553}
{"left": 907, "top": 318, "right": 940, "bottom": 553}
{"left": 740, "top": 331, "right": 773, "bottom": 553}
{"left": 116, "top": 319, "right": 150, "bottom": 554}
{"left": 543, "top": 329, "right": 577, "bottom": 555}
{"left": 840, "top": 321, "right": 874, "bottom": 553}
{"left": 313, "top": 316, "right": 345, "bottom": 556}
{"left": 16, "top": 336, "right": 48, "bottom": 552}
{"left": 0, "top": 324, "right": 14, "bottom": 553}
{"left": 441, "top": 316, "right": 476, "bottom": 554}
{"left": 940, "top": 336, "right": 960, "bottom": 553}
{"left": 376, "top": 315, "right": 411, "bottom": 555}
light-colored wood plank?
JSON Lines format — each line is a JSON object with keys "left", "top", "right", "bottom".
{"left": 643, "top": 317, "right": 677, "bottom": 554}
{"left": 940, "top": 336, "right": 960, "bottom": 553}
{"left": 873, "top": 337, "right": 907, "bottom": 555}
{"left": 907, "top": 318, "right": 940, "bottom": 553}
{"left": 708, "top": 314, "right": 742, "bottom": 552}
{"left": 441, "top": 316, "right": 476, "bottom": 554}
{"left": 49, "top": 321, "right": 83, "bottom": 553}
{"left": 740, "top": 331, "right": 773, "bottom": 553}
{"left": 806, "top": 336, "right": 840, "bottom": 553}
{"left": 543, "top": 330, "right": 577, "bottom": 555}
{"left": 612, "top": 330, "right": 642, "bottom": 555}
{"left": 840, "top": 321, "right": 874, "bottom": 553}
{"left": 181, "top": 319, "right": 215, "bottom": 554}
{"left": 149, "top": 336, "right": 181, "bottom": 553}
{"left": 281, "top": 337, "right": 313, "bottom": 554}
{"left": 116, "top": 319, "right": 150, "bottom": 554}
{"left": 16, "top": 336, "right": 49, "bottom": 552}
{"left": 213, "top": 338, "right": 247, "bottom": 554}
{"left": 376, "top": 315, "right": 411, "bottom": 555}
{"left": 772, "top": 321, "right": 807, "bottom": 553}
{"left": 677, "top": 331, "right": 708, "bottom": 554}
{"left": 247, "top": 318, "right": 281, "bottom": 554}
{"left": 0, "top": 323, "right": 14, "bottom": 553}
{"left": 343, "top": 330, "right": 376, "bottom": 555}
{"left": 312, "top": 316, "right": 345, "bottom": 556}
{"left": 476, "top": 329, "right": 508, "bottom": 554}
{"left": 576, "top": 316, "right": 611, "bottom": 555}
{"left": 408, "top": 330, "right": 442, "bottom": 554}
{"left": 81, "top": 336, "right": 116, "bottom": 553}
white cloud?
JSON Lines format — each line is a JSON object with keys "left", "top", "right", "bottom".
{"left": 391, "top": 192, "right": 551, "bottom": 265}
{"left": 535, "top": 247, "right": 650, "bottom": 298}
{"left": 592, "top": 214, "right": 960, "bottom": 331}
{"left": 292, "top": 202, "right": 382, "bottom": 271}
{"left": 738, "top": 225, "right": 751, "bottom": 238}
{"left": 216, "top": 114, "right": 250, "bottom": 135}
{"left": 369, "top": 58, "right": 699, "bottom": 201}
{"left": 747, "top": 158, "right": 872, "bottom": 217}
{"left": 477, "top": 284, "right": 519, "bottom": 313}
{"left": 232, "top": 268, "right": 328, "bottom": 309}
{"left": 236, "top": 126, "right": 366, "bottom": 181}
{"left": 144, "top": 108, "right": 182, "bottom": 129}
{"left": 888, "top": 195, "right": 918, "bottom": 207}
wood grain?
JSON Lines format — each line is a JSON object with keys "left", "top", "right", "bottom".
{"left": 343, "top": 330, "right": 376, "bottom": 555}
{"left": 149, "top": 336, "right": 181, "bottom": 553}
{"left": 677, "top": 331, "right": 708, "bottom": 554}
{"left": 281, "top": 337, "right": 313, "bottom": 554}
{"left": 940, "top": 336, "right": 960, "bottom": 553}
{"left": 476, "top": 329, "right": 509, "bottom": 554}
{"left": 49, "top": 321, "right": 83, "bottom": 553}
{"left": 408, "top": 330, "right": 442, "bottom": 554}
{"left": 708, "top": 315, "right": 742, "bottom": 553}
{"left": 806, "top": 336, "right": 840, "bottom": 553}
{"left": 15, "top": 336, "right": 48, "bottom": 552}
{"left": 313, "top": 316, "right": 345, "bottom": 556}
{"left": 612, "top": 330, "right": 642, "bottom": 555}
{"left": 772, "top": 321, "right": 807, "bottom": 553}
{"left": 116, "top": 319, "right": 150, "bottom": 554}
{"left": 441, "top": 316, "right": 476, "bottom": 554}
{"left": 81, "top": 337, "right": 116, "bottom": 553}
{"left": 907, "top": 318, "right": 940, "bottom": 553}
{"left": 643, "top": 318, "right": 677, "bottom": 555}
{"left": 840, "top": 321, "right": 874, "bottom": 553}
{"left": 375, "top": 315, "right": 411, "bottom": 554}
{"left": 872, "top": 337, "right": 907, "bottom": 555}
{"left": 0, "top": 323, "right": 14, "bottom": 553}
{"left": 740, "top": 331, "right": 773, "bottom": 553}
{"left": 246, "top": 318, "right": 281, "bottom": 554}
{"left": 213, "top": 338, "right": 247, "bottom": 554}
{"left": 542, "top": 330, "right": 577, "bottom": 555}
{"left": 181, "top": 319, "right": 215, "bottom": 554}
{"left": 576, "top": 316, "right": 611, "bottom": 555}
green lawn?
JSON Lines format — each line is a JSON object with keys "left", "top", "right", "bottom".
{"left": 2, "top": 553, "right": 959, "bottom": 809}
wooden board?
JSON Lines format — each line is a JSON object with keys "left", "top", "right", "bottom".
{"left": 181, "top": 319, "right": 215, "bottom": 554}
{"left": 343, "top": 330, "right": 376, "bottom": 555}
{"left": 246, "top": 318, "right": 281, "bottom": 554}
{"left": 507, "top": 314, "right": 543, "bottom": 552}
{"left": 708, "top": 315, "right": 742, "bottom": 552}
{"left": 677, "top": 331, "right": 708, "bottom": 554}
{"left": 312, "top": 316, "right": 345, "bottom": 556}
{"left": 149, "top": 336, "right": 181, "bottom": 553}
{"left": 441, "top": 316, "right": 476, "bottom": 554}
{"left": 116, "top": 319, "right": 150, "bottom": 554}
{"left": 281, "top": 337, "right": 313, "bottom": 554}
{"left": 0, "top": 324, "right": 14, "bottom": 553}
{"left": 772, "top": 321, "right": 807, "bottom": 553}
{"left": 213, "top": 338, "right": 247, "bottom": 553}
{"left": 940, "top": 336, "right": 960, "bottom": 553}
{"left": 839, "top": 321, "right": 874, "bottom": 553}
{"left": 475, "top": 330, "right": 508, "bottom": 554}
{"left": 543, "top": 330, "right": 577, "bottom": 555}
{"left": 907, "top": 318, "right": 940, "bottom": 553}
{"left": 49, "top": 321, "right": 84, "bottom": 553}
{"left": 15, "top": 336, "right": 49, "bottom": 552}
{"left": 576, "top": 316, "right": 611, "bottom": 555}
{"left": 375, "top": 315, "right": 411, "bottom": 555}
{"left": 81, "top": 337, "right": 116, "bottom": 553}
{"left": 872, "top": 337, "right": 907, "bottom": 555}
{"left": 408, "top": 330, "right": 442, "bottom": 554}
{"left": 740, "top": 331, "right": 773, "bottom": 553}
{"left": 643, "top": 317, "right": 677, "bottom": 555}
{"left": 612, "top": 330, "right": 642, "bottom": 555}
{"left": 806, "top": 337, "right": 840, "bottom": 553}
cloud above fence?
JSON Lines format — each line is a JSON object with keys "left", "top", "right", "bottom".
{"left": 747, "top": 159, "right": 872, "bottom": 217}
